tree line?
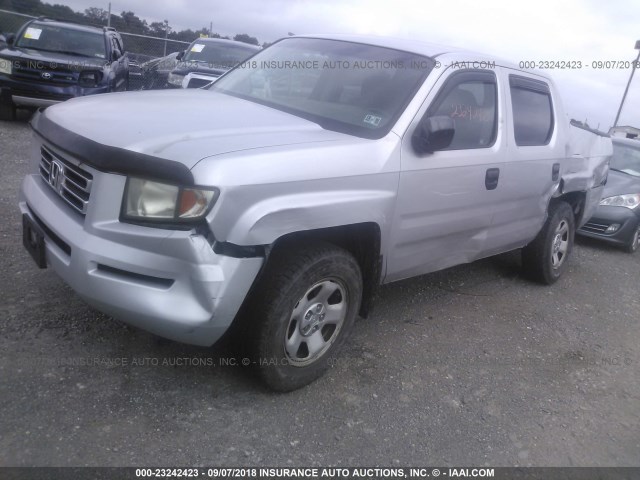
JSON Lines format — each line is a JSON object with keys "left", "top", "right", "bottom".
{"left": 0, "top": 0, "right": 267, "bottom": 47}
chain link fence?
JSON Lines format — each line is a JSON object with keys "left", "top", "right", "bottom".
{"left": 0, "top": 8, "right": 34, "bottom": 34}
{"left": 120, "top": 32, "right": 189, "bottom": 63}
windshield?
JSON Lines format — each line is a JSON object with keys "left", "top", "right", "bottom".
{"left": 183, "top": 41, "right": 257, "bottom": 68}
{"left": 15, "top": 23, "right": 106, "bottom": 59}
{"left": 210, "top": 38, "right": 434, "bottom": 139}
{"left": 611, "top": 142, "right": 640, "bottom": 177}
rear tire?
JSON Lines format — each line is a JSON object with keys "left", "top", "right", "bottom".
{"left": 624, "top": 225, "right": 640, "bottom": 253}
{"left": 0, "top": 100, "right": 16, "bottom": 121}
{"left": 246, "top": 242, "right": 362, "bottom": 392}
{"left": 522, "top": 201, "right": 575, "bottom": 285}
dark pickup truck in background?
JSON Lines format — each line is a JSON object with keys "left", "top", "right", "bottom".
{"left": 167, "top": 37, "right": 259, "bottom": 88}
{"left": 0, "top": 17, "right": 129, "bottom": 120}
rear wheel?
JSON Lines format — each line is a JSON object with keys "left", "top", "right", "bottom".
{"left": 624, "top": 225, "right": 640, "bottom": 253}
{"left": 246, "top": 242, "right": 362, "bottom": 392}
{"left": 522, "top": 201, "right": 575, "bottom": 285}
{"left": 0, "top": 99, "right": 16, "bottom": 121}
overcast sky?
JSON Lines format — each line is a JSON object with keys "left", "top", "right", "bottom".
{"left": 55, "top": 0, "right": 640, "bottom": 130}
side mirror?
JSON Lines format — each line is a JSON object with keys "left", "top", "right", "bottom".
{"left": 412, "top": 115, "right": 455, "bottom": 154}
{"left": 176, "top": 50, "right": 184, "bottom": 61}
{"left": 6, "top": 33, "right": 15, "bottom": 46}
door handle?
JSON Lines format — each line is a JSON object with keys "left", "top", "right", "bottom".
{"left": 485, "top": 168, "right": 500, "bottom": 190}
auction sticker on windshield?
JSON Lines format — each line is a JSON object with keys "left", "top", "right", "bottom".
{"left": 23, "top": 27, "right": 42, "bottom": 40}
{"left": 191, "top": 44, "right": 205, "bottom": 52}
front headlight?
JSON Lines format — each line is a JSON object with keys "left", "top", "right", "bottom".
{"left": 0, "top": 58, "right": 12, "bottom": 75}
{"left": 79, "top": 70, "right": 103, "bottom": 87}
{"left": 167, "top": 72, "right": 184, "bottom": 86}
{"left": 599, "top": 193, "right": 640, "bottom": 209}
{"left": 122, "top": 178, "right": 218, "bottom": 225}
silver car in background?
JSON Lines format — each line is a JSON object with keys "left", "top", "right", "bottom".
{"left": 579, "top": 137, "right": 640, "bottom": 252}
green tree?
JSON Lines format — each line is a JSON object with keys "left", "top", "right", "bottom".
{"left": 120, "top": 10, "right": 147, "bottom": 34}
{"left": 84, "top": 7, "right": 108, "bottom": 25}
{"left": 40, "top": 4, "right": 84, "bottom": 22}
{"left": 1, "top": 0, "right": 41, "bottom": 15}
{"left": 233, "top": 33, "right": 259, "bottom": 46}
{"left": 0, "top": 0, "right": 266, "bottom": 55}
{"left": 149, "top": 20, "right": 170, "bottom": 37}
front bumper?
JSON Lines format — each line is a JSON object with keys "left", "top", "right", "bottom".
{"left": 578, "top": 205, "right": 640, "bottom": 247}
{"left": 19, "top": 165, "right": 263, "bottom": 346}
{"left": 0, "top": 74, "right": 110, "bottom": 107}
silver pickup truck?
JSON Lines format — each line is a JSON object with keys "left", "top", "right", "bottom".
{"left": 19, "top": 35, "right": 611, "bottom": 391}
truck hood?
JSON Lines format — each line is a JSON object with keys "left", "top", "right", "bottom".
{"left": 40, "top": 89, "right": 347, "bottom": 171}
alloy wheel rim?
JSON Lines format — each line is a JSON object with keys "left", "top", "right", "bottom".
{"left": 284, "top": 278, "right": 348, "bottom": 367}
{"left": 551, "top": 219, "right": 569, "bottom": 268}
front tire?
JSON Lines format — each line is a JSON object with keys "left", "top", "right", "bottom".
{"left": 0, "top": 99, "right": 16, "bottom": 121}
{"left": 624, "top": 225, "right": 640, "bottom": 253}
{"left": 522, "top": 201, "right": 575, "bottom": 285}
{"left": 247, "top": 242, "right": 362, "bottom": 392}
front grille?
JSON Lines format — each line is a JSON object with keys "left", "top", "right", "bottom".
{"left": 39, "top": 145, "right": 93, "bottom": 215}
{"left": 580, "top": 222, "right": 610, "bottom": 234}
{"left": 13, "top": 62, "right": 77, "bottom": 86}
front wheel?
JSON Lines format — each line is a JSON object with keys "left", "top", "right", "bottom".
{"left": 0, "top": 99, "right": 16, "bottom": 121}
{"left": 522, "top": 201, "right": 575, "bottom": 285}
{"left": 624, "top": 225, "right": 640, "bottom": 253}
{"left": 247, "top": 242, "right": 362, "bottom": 392}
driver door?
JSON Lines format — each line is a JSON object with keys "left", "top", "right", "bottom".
{"left": 386, "top": 68, "right": 506, "bottom": 282}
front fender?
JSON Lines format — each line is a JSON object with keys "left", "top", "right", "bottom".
{"left": 211, "top": 176, "right": 398, "bottom": 247}
{"left": 234, "top": 189, "right": 394, "bottom": 245}
{"left": 194, "top": 132, "right": 403, "bottom": 250}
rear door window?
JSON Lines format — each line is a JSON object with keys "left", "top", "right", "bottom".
{"left": 509, "top": 75, "right": 554, "bottom": 146}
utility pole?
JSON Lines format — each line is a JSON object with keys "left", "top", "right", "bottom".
{"left": 613, "top": 40, "right": 640, "bottom": 127}
{"left": 163, "top": 21, "right": 169, "bottom": 56}
{"left": 210, "top": 21, "right": 213, "bottom": 38}
{"left": 107, "top": 2, "right": 111, "bottom": 27}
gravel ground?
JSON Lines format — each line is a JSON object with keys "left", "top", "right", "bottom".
{"left": 0, "top": 114, "right": 638, "bottom": 467}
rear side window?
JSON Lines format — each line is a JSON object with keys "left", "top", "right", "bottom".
{"left": 510, "top": 75, "right": 554, "bottom": 146}
{"left": 111, "top": 37, "right": 122, "bottom": 57}
{"left": 115, "top": 35, "right": 125, "bottom": 53}
{"left": 427, "top": 70, "right": 498, "bottom": 150}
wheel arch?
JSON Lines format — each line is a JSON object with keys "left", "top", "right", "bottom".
{"left": 266, "top": 222, "right": 383, "bottom": 319}
{"left": 550, "top": 188, "right": 586, "bottom": 223}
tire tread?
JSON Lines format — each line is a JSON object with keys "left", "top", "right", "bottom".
{"left": 243, "top": 241, "right": 362, "bottom": 391}
{"left": 522, "top": 201, "right": 575, "bottom": 285}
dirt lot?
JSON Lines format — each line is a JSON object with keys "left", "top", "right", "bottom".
{"left": 1, "top": 114, "right": 639, "bottom": 467}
